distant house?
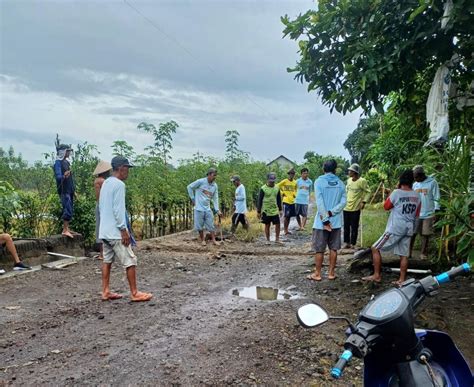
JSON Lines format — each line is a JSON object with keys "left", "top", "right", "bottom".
{"left": 266, "top": 155, "right": 297, "bottom": 171}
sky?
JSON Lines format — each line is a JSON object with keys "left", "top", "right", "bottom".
{"left": 0, "top": 0, "right": 361, "bottom": 165}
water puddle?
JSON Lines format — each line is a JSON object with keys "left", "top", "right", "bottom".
{"left": 231, "top": 286, "right": 301, "bottom": 301}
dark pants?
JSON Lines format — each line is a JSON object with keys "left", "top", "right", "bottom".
{"left": 61, "top": 193, "right": 74, "bottom": 221}
{"left": 343, "top": 210, "right": 360, "bottom": 246}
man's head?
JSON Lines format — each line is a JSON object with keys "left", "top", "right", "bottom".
{"left": 267, "top": 172, "right": 277, "bottom": 187}
{"left": 399, "top": 169, "right": 414, "bottom": 188}
{"left": 287, "top": 168, "right": 296, "bottom": 180}
{"left": 230, "top": 175, "right": 241, "bottom": 187}
{"left": 348, "top": 163, "right": 360, "bottom": 178}
{"left": 300, "top": 167, "right": 309, "bottom": 179}
{"left": 57, "top": 144, "right": 72, "bottom": 159}
{"left": 413, "top": 165, "right": 426, "bottom": 182}
{"left": 323, "top": 159, "right": 337, "bottom": 174}
{"left": 207, "top": 167, "right": 218, "bottom": 183}
{"left": 111, "top": 156, "right": 134, "bottom": 181}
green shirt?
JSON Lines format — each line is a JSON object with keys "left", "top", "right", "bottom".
{"left": 344, "top": 177, "right": 370, "bottom": 212}
{"left": 259, "top": 184, "right": 281, "bottom": 216}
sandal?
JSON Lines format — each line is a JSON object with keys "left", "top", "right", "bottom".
{"left": 307, "top": 273, "right": 322, "bottom": 281}
{"left": 131, "top": 292, "right": 153, "bottom": 302}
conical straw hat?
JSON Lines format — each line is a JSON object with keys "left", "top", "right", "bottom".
{"left": 93, "top": 160, "right": 112, "bottom": 176}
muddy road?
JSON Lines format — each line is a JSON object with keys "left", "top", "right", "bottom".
{"left": 1, "top": 233, "right": 473, "bottom": 386}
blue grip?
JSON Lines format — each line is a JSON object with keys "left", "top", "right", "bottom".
{"left": 331, "top": 350, "right": 352, "bottom": 379}
{"left": 436, "top": 263, "right": 471, "bottom": 285}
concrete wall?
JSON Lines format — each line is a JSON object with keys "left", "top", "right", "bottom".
{"left": 0, "top": 235, "right": 85, "bottom": 268}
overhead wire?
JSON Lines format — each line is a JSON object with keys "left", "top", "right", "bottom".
{"left": 122, "top": 0, "right": 272, "bottom": 117}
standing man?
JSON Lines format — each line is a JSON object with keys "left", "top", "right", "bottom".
{"left": 257, "top": 173, "right": 283, "bottom": 244}
{"left": 410, "top": 165, "right": 440, "bottom": 259}
{"left": 230, "top": 175, "right": 248, "bottom": 233}
{"left": 277, "top": 168, "right": 298, "bottom": 235}
{"left": 343, "top": 163, "right": 371, "bottom": 249}
{"left": 187, "top": 168, "right": 221, "bottom": 246}
{"left": 308, "top": 160, "right": 346, "bottom": 281}
{"left": 99, "top": 156, "right": 152, "bottom": 302}
{"left": 54, "top": 144, "right": 75, "bottom": 239}
{"left": 363, "top": 170, "right": 421, "bottom": 286}
{"left": 295, "top": 167, "right": 313, "bottom": 230}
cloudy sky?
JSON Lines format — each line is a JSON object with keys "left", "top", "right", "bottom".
{"left": 1, "top": 0, "right": 360, "bottom": 165}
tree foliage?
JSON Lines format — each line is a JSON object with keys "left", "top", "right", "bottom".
{"left": 138, "top": 120, "right": 179, "bottom": 165}
{"left": 282, "top": 0, "right": 473, "bottom": 115}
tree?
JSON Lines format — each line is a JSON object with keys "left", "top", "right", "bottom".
{"left": 282, "top": 0, "right": 472, "bottom": 115}
{"left": 111, "top": 140, "right": 136, "bottom": 160}
{"left": 225, "top": 130, "right": 249, "bottom": 162}
{"left": 343, "top": 115, "right": 380, "bottom": 166}
{"left": 138, "top": 121, "right": 179, "bottom": 165}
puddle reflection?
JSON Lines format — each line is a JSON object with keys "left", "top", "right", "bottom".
{"left": 231, "top": 286, "right": 301, "bottom": 301}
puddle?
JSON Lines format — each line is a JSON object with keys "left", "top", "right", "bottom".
{"left": 231, "top": 286, "right": 301, "bottom": 301}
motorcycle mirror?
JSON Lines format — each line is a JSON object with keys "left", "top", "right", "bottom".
{"left": 297, "top": 304, "right": 329, "bottom": 328}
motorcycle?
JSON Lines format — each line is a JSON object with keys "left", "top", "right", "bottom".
{"left": 297, "top": 263, "right": 473, "bottom": 386}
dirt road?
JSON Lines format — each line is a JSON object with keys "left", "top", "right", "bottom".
{"left": 1, "top": 232, "right": 472, "bottom": 386}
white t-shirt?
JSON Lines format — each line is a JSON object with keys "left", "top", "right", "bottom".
{"left": 234, "top": 184, "right": 247, "bottom": 214}
{"left": 385, "top": 189, "right": 421, "bottom": 236}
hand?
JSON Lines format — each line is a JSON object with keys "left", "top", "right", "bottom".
{"left": 121, "top": 229, "right": 130, "bottom": 247}
{"left": 257, "top": 212, "right": 262, "bottom": 220}
{"left": 191, "top": 199, "right": 195, "bottom": 206}
{"left": 360, "top": 202, "right": 366, "bottom": 210}
{"left": 279, "top": 211, "right": 283, "bottom": 218}
{"left": 217, "top": 211, "right": 222, "bottom": 217}
{"left": 64, "top": 170, "right": 71, "bottom": 178}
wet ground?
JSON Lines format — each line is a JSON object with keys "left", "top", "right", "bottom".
{"left": 1, "top": 231, "right": 473, "bottom": 386}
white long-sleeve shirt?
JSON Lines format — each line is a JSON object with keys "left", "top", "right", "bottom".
{"left": 99, "top": 176, "right": 127, "bottom": 240}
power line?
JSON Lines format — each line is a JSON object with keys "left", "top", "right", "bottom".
{"left": 122, "top": 0, "right": 271, "bottom": 116}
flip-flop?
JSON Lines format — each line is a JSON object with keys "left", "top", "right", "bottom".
{"left": 62, "top": 231, "right": 74, "bottom": 239}
{"left": 391, "top": 281, "right": 403, "bottom": 287}
{"left": 131, "top": 292, "right": 153, "bottom": 302}
{"left": 102, "top": 293, "right": 123, "bottom": 301}
{"left": 307, "top": 273, "right": 322, "bottom": 281}
{"left": 328, "top": 275, "right": 337, "bottom": 281}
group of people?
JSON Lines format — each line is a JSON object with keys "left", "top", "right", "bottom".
{"left": 187, "top": 160, "right": 440, "bottom": 286}
{"left": 2, "top": 144, "right": 440, "bottom": 294}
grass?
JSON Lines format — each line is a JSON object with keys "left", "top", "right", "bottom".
{"left": 220, "top": 210, "right": 263, "bottom": 242}
{"left": 359, "top": 204, "right": 389, "bottom": 247}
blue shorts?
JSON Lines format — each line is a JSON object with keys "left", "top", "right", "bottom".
{"left": 194, "top": 209, "right": 215, "bottom": 232}
{"left": 61, "top": 193, "right": 74, "bottom": 221}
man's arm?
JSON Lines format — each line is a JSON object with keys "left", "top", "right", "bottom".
{"left": 112, "top": 184, "right": 127, "bottom": 231}
{"left": 187, "top": 179, "right": 201, "bottom": 202}
{"left": 315, "top": 181, "right": 327, "bottom": 217}
{"left": 276, "top": 191, "right": 282, "bottom": 211}
{"left": 383, "top": 192, "right": 395, "bottom": 211}
{"left": 212, "top": 186, "right": 220, "bottom": 214}
{"left": 53, "top": 160, "right": 63, "bottom": 182}
{"left": 256, "top": 189, "right": 264, "bottom": 213}
{"left": 331, "top": 184, "right": 347, "bottom": 215}
{"left": 433, "top": 180, "right": 441, "bottom": 211}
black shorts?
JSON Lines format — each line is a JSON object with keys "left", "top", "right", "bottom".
{"left": 283, "top": 204, "right": 296, "bottom": 218}
{"left": 232, "top": 213, "right": 247, "bottom": 227}
{"left": 261, "top": 212, "right": 280, "bottom": 225}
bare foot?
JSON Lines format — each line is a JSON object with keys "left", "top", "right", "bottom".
{"left": 201, "top": 241, "right": 207, "bottom": 247}
{"left": 102, "top": 292, "right": 123, "bottom": 301}
{"left": 362, "top": 275, "right": 381, "bottom": 283}
{"left": 212, "top": 241, "right": 220, "bottom": 246}
{"left": 275, "top": 240, "right": 284, "bottom": 245}
{"left": 284, "top": 231, "right": 292, "bottom": 235}
{"left": 391, "top": 280, "right": 404, "bottom": 287}
{"left": 328, "top": 274, "right": 337, "bottom": 280}
{"left": 62, "top": 230, "right": 74, "bottom": 239}
{"left": 323, "top": 223, "right": 332, "bottom": 232}
{"left": 131, "top": 292, "right": 153, "bottom": 302}
{"left": 307, "top": 273, "right": 322, "bottom": 281}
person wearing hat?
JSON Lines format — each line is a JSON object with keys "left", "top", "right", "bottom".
{"left": 343, "top": 163, "right": 371, "bottom": 249}
{"left": 93, "top": 160, "right": 112, "bottom": 260}
{"left": 187, "top": 168, "right": 221, "bottom": 246}
{"left": 277, "top": 168, "right": 298, "bottom": 235}
{"left": 230, "top": 175, "right": 248, "bottom": 233}
{"left": 409, "top": 165, "right": 440, "bottom": 259}
{"left": 53, "top": 144, "right": 75, "bottom": 239}
{"left": 257, "top": 173, "right": 283, "bottom": 244}
{"left": 308, "top": 159, "right": 346, "bottom": 281}
{"left": 99, "top": 156, "right": 152, "bottom": 302}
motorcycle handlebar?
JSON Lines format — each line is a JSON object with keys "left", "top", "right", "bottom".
{"left": 435, "top": 263, "right": 470, "bottom": 285}
{"left": 331, "top": 349, "right": 353, "bottom": 379}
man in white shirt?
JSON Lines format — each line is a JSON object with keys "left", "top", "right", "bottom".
{"left": 230, "top": 175, "right": 248, "bottom": 233}
{"left": 99, "top": 156, "right": 152, "bottom": 302}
